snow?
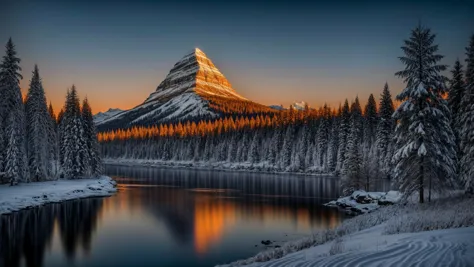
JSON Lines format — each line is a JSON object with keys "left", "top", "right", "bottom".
{"left": 220, "top": 195, "right": 474, "bottom": 267}
{"left": 291, "top": 101, "right": 308, "bottom": 110}
{"left": 93, "top": 108, "right": 124, "bottom": 124}
{"left": 269, "top": 105, "right": 286, "bottom": 110}
{"left": 233, "top": 225, "right": 474, "bottom": 267}
{"left": 325, "top": 190, "right": 401, "bottom": 215}
{"left": 0, "top": 176, "right": 117, "bottom": 215}
{"left": 131, "top": 92, "right": 217, "bottom": 124}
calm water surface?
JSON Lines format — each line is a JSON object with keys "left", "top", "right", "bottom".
{"left": 0, "top": 165, "right": 347, "bottom": 267}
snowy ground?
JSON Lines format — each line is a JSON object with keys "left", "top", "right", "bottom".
{"left": 219, "top": 195, "right": 474, "bottom": 266}
{"left": 235, "top": 225, "right": 474, "bottom": 267}
{"left": 0, "top": 176, "right": 117, "bottom": 215}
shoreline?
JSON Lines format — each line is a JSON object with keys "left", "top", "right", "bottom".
{"left": 103, "top": 158, "right": 337, "bottom": 177}
{"left": 218, "top": 193, "right": 474, "bottom": 266}
{"left": 0, "top": 176, "right": 117, "bottom": 215}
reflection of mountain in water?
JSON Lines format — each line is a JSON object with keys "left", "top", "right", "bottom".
{"left": 107, "top": 165, "right": 345, "bottom": 255}
{"left": 0, "top": 198, "right": 103, "bottom": 267}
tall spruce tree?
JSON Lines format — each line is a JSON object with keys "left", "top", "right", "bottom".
{"left": 393, "top": 25, "right": 456, "bottom": 203}
{"left": 336, "top": 100, "right": 350, "bottom": 172}
{"left": 25, "top": 65, "right": 52, "bottom": 181}
{"left": 460, "top": 35, "right": 474, "bottom": 194}
{"left": 376, "top": 83, "right": 395, "bottom": 178}
{"left": 363, "top": 94, "right": 378, "bottom": 148}
{"left": 0, "top": 38, "right": 27, "bottom": 183}
{"left": 61, "top": 85, "right": 87, "bottom": 178}
{"left": 82, "top": 98, "right": 102, "bottom": 176}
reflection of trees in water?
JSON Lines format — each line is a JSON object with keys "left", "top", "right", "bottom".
{"left": 110, "top": 165, "right": 346, "bottom": 254}
{"left": 0, "top": 198, "right": 103, "bottom": 267}
{"left": 106, "top": 165, "right": 344, "bottom": 204}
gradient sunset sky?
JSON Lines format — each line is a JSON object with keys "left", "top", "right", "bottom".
{"left": 1, "top": 0, "right": 473, "bottom": 114}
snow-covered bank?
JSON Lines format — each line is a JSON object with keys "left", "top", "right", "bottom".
{"left": 232, "top": 225, "right": 474, "bottom": 267}
{"left": 0, "top": 176, "right": 117, "bottom": 215}
{"left": 324, "top": 190, "right": 402, "bottom": 215}
{"left": 219, "top": 195, "right": 474, "bottom": 266}
{"left": 103, "top": 158, "right": 334, "bottom": 176}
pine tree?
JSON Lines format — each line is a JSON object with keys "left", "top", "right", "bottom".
{"left": 363, "top": 94, "right": 378, "bottom": 148}
{"left": 376, "top": 83, "right": 395, "bottom": 178}
{"left": 393, "top": 25, "right": 456, "bottom": 203}
{"left": 25, "top": 65, "right": 52, "bottom": 181}
{"left": 460, "top": 35, "right": 474, "bottom": 194}
{"left": 342, "top": 114, "right": 363, "bottom": 195}
{"left": 0, "top": 38, "right": 27, "bottom": 183}
{"left": 61, "top": 85, "right": 87, "bottom": 178}
{"left": 5, "top": 112, "right": 21, "bottom": 185}
{"left": 336, "top": 100, "right": 350, "bottom": 172}
{"left": 248, "top": 131, "right": 259, "bottom": 164}
{"left": 82, "top": 98, "right": 102, "bottom": 176}
{"left": 361, "top": 94, "right": 378, "bottom": 190}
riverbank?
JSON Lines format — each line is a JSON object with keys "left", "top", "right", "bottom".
{"left": 0, "top": 176, "right": 117, "bottom": 215}
{"left": 103, "top": 158, "right": 335, "bottom": 177}
{"left": 219, "top": 193, "right": 474, "bottom": 266}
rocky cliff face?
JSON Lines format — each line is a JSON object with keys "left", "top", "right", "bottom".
{"left": 96, "top": 48, "right": 274, "bottom": 131}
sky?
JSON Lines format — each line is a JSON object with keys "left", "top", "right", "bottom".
{"left": 1, "top": 0, "right": 473, "bottom": 114}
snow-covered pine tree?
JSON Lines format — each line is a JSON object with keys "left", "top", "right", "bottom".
{"left": 5, "top": 111, "right": 21, "bottom": 185}
{"left": 82, "top": 98, "right": 102, "bottom": 177}
{"left": 361, "top": 94, "right": 378, "bottom": 190}
{"left": 393, "top": 25, "right": 456, "bottom": 203}
{"left": 279, "top": 125, "right": 293, "bottom": 170}
{"left": 25, "top": 65, "right": 52, "bottom": 181}
{"left": 336, "top": 100, "right": 350, "bottom": 172}
{"left": 248, "top": 131, "right": 259, "bottom": 164}
{"left": 341, "top": 113, "right": 363, "bottom": 195}
{"left": 0, "top": 38, "right": 28, "bottom": 183}
{"left": 48, "top": 102, "right": 59, "bottom": 177}
{"left": 317, "top": 104, "right": 331, "bottom": 170}
{"left": 363, "top": 94, "right": 378, "bottom": 148}
{"left": 376, "top": 83, "right": 395, "bottom": 179}
{"left": 460, "top": 35, "right": 474, "bottom": 194}
{"left": 61, "top": 85, "right": 87, "bottom": 178}
{"left": 448, "top": 60, "right": 465, "bottom": 144}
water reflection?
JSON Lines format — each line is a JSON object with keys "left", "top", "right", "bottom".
{"left": 0, "top": 198, "right": 103, "bottom": 267}
{"left": 0, "top": 166, "right": 346, "bottom": 267}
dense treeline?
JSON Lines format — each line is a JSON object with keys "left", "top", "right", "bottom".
{"left": 0, "top": 38, "right": 102, "bottom": 184}
{"left": 101, "top": 26, "right": 474, "bottom": 202}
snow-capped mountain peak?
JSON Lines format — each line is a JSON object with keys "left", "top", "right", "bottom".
{"left": 291, "top": 101, "right": 308, "bottom": 110}
{"left": 96, "top": 48, "right": 257, "bottom": 130}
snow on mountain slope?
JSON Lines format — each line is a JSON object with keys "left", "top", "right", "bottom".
{"left": 291, "top": 101, "right": 308, "bottom": 110}
{"left": 97, "top": 48, "right": 251, "bottom": 130}
{"left": 269, "top": 105, "right": 286, "bottom": 110}
{"left": 93, "top": 108, "right": 124, "bottom": 124}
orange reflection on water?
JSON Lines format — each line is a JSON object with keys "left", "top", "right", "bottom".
{"left": 193, "top": 196, "right": 236, "bottom": 255}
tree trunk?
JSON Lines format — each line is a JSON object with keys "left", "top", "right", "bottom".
{"left": 419, "top": 159, "right": 424, "bottom": 203}
{"left": 428, "top": 174, "right": 432, "bottom": 202}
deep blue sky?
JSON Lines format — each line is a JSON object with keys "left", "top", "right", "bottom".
{"left": 1, "top": 0, "right": 473, "bottom": 113}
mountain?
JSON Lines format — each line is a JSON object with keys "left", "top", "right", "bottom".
{"left": 94, "top": 108, "right": 124, "bottom": 124}
{"left": 291, "top": 101, "right": 308, "bottom": 110}
{"left": 269, "top": 105, "right": 286, "bottom": 110}
{"left": 97, "top": 48, "right": 274, "bottom": 131}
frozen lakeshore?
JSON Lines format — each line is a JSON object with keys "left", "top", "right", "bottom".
{"left": 0, "top": 176, "right": 117, "bottom": 215}
{"left": 219, "top": 194, "right": 474, "bottom": 267}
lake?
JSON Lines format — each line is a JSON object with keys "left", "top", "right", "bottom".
{"left": 0, "top": 165, "right": 347, "bottom": 267}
